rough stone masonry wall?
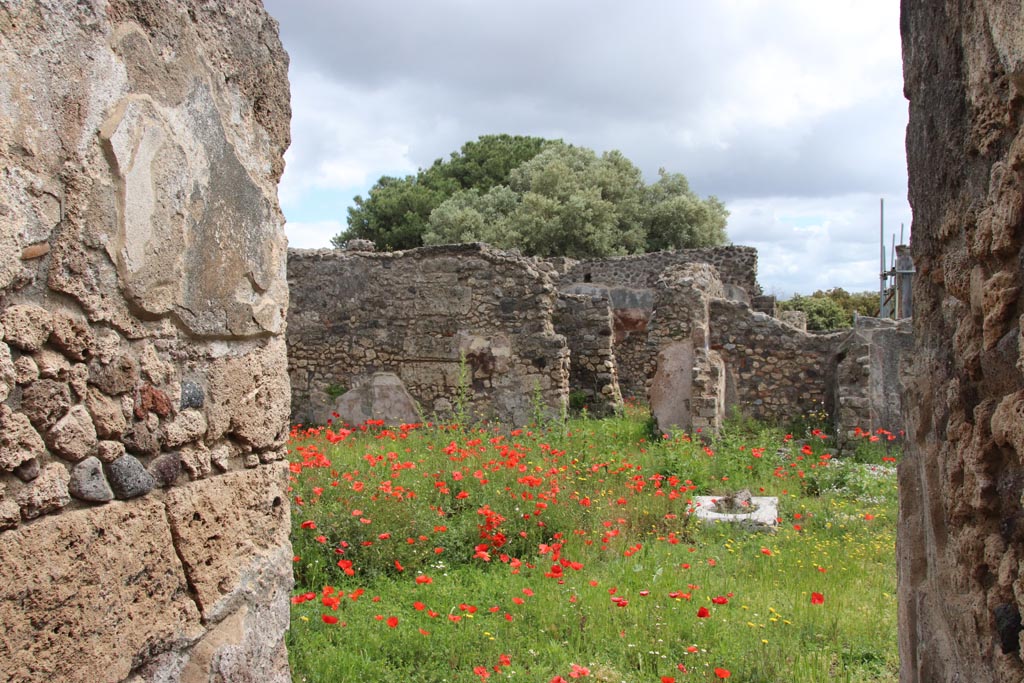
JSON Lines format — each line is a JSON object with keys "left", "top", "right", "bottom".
{"left": 553, "top": 293, "right": 623, "bottom": 417}
{"left": 647, "top": 263, "right": 727, "bottom": 433}
{"left": 0, "top": 3, "right": 293, "bottom": 682}
{"left": 288, "top": 244, "right": 569, "bottom": 426}
{"left": 832, "top": 317, "right": 912, "bottom": 445}
{"left": 709, "top": 300, "right": 839, "bottom": 424}
{"left": 900, "top": 2, "right": 1024, "bottom": 681}
{"left": 558, "top": 246, "right": 761, "bottom": 298}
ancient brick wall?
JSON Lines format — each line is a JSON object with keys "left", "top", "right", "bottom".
{"left": 0, "top": 2, "right": 293, "bottom": 681}
{"left": 287, "top": 244, "right": 569, "bottom": 427}
{"left": 554, "top": 293, "right": 624, "bottom": 417}
{"left": 900, "top": 2, "right": 1024, "bottom": 680}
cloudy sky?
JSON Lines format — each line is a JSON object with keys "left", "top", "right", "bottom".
{"left": 263, "top": 0, "right": 912, "bottom": 298}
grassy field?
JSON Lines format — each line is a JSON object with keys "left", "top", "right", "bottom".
{"left": 286, "top": 407, "right": 898, "bottom": 683}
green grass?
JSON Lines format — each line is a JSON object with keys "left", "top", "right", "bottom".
{"left": 286, "top": 408, "right": 898, "bottom": 682}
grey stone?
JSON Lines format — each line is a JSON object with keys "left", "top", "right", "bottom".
{"left": 180, "top": 380, "right": 204, "bottom": 409}
{"left": 13, "top": 458, "right": 40, "bottom": 482}
{"left": 69, "top": 457, "right": 114, "bottom": 503}
{"left": 331, "top": 372, "right": 422, "bottom": 427}
{"left": 106, "top": 455, "right": 155, "bottom": 500}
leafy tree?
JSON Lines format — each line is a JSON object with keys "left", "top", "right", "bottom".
{"left": 334, "top": 135, "right": 553, "bottom": 250}
{"left": 337, "top": 136, "right": 729, "bottom": 257}
{"left": 643, "top": 169, "right": 729, "bottom": 250}
{"left": 779, "top": 288, "right": 879, "bottom": 330}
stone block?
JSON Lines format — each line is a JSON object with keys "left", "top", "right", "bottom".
{"left": 0, "top": 501, "right": 203, "bottom": 682}
{"left": 163, "top": 464, "right": 292, "bottom": 624}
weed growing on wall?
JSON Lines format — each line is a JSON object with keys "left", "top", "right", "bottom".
{"left": 287, "top": 410, "right": 898, "bottom": 682}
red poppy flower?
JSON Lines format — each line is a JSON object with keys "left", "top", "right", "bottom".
{"left": 811, "top": 592, "right": 825, "bottom": 605}
{"left": 714, "top": 667, "right": 731, "bottom": 678}
{"left": 321, "top": 614, "right": 338, "bottom": 625}
{"left": 697, "top": 606, "right": 711, "bottom": 618}
{"left": 387, "top": 616, "right": 399, "bottom": 628}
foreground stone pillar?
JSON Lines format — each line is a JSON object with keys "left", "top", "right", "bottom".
{"left": 0, "top": 2, "right": 293, "bottom": 681}
{"left": 900, "top": 2, "right": 1024, "bottom": 681}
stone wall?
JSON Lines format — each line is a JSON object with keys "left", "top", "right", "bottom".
{"left": 553, "top": 293, "right": 623, "bottom": 417}
{"left": 709, "top": 300, "right": 840, "bottom": 424}
{"left": 558, "top": 246, "right": 761, "bottom": 297}
{"left": 899, "top": 1, "right": 1024, "bottom": 681}
{"left": 0, "top": 2, "right": 293, "bottom": 681}
{"left": 646, "top": 264, "right": 727, "bottom": 432}
{"left": 832, "top": 317, "right": 912, "bottom": 444}
{"left": 560, "top": 282, "right": 654, "bottom": 399}
{"left": 287, "top": 244, "right": 569, "bottom": 427}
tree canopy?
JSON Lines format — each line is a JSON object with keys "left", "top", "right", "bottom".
{"left": 333, "top": 136, "right": 729, "bottom": 258}
{"left": 778, "top": 288, "right": 879, "bottom": 330}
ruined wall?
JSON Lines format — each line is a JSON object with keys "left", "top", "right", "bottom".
{"left": 558, "top": 246, "right": 761, "bottom": 297}
{"left": 833, "top": 317, "right": 912, "bottom": 444}
{"left": 647, "top": 264, "right": 727, "bottom": 433}
{"left": 553, "top": 293, "right": 624, "bottom": 417}
{"left": 288, "top": 244, "right": 569, "bottom": 426}
{"left": 899, "top": 2, "right": 1024, "bottom": 681}
{"left": 560, "top": 282, "right": 654, "bottom": 399}
{"left": 709, "top": 300, "right": 839, "bottom": 424}
{"left": 0, "top": 2, "right": 293, "bottom": 681}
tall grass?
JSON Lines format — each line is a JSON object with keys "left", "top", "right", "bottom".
{"left": 287, "top": 409, "right": 898, "bottom": 682}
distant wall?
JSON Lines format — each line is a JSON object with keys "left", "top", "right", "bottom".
{"left": 709, "top": 300, "right": 839, "bottom": 424}
{"left": 559, "top": 246, "right": 761, "bottom": 296}
{"left": 833, "top": 317, "right": 912, "bottom": 443}
{"left": 554, "top": 293, "right": 623, "bottom": 417}
{"left": 0, "top": 2, "right": 293, "bottom": 681}
{"left": 287, "top": 244, "right": 569, "bottom": 426}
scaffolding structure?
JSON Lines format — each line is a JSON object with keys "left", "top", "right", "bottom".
{"left": 878, "top": 198, "right": 914, "bottom": 320}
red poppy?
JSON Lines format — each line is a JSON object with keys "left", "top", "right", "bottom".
{"left": 811, "top": 592, "right": 825, "bottom": 605}
{"left": 387, "top": 616, "right": 399, "bottom": 628}
{"left": 714, "top": 667, "right": 731, "bottom": 678}
{"left": 697, "top": 606, "right": 711, "bottom": 618}
{"left": 321, "top": 614, "right": 338, "bottom": 625}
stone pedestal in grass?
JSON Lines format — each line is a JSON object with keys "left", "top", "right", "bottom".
{"left": 692, "top": 495, "right": 778, "bottom": 530}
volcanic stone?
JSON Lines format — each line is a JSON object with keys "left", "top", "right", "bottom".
{"left": 69, "top": 456, "right": 114, "bottom": 503}
{"left": 17, "top": 462, "right": 70, "bottom": 519}
{"left": 106, "top": 455, "right": 155, "bottom": 499}
{"left": 148, "top": 451, "right": 182, "bottom": 488}
{"left": 180, "top": 380, "right": 204, "bottom": 409}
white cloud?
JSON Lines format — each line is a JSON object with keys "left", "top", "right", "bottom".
{"left": 285, "top": 219, "right": 343, "bottom": 250}
{"left": 264, "top": 0, "right": 912, "bottom": 298}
